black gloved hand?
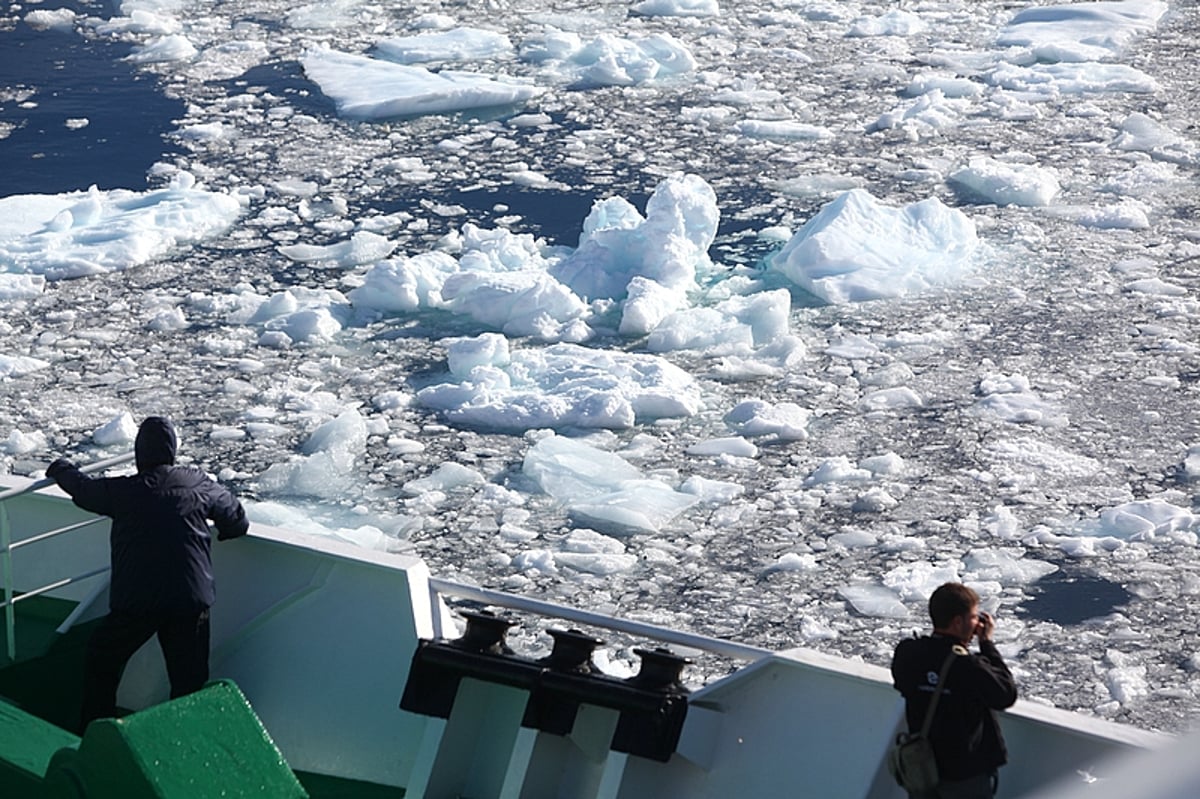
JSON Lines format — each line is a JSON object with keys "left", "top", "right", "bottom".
{"left": 46, "top": 458, "right": 74, "bottom": 480}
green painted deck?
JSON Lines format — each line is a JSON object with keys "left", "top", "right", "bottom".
{"left": 0, "top": 596, "right": 92, "bottom": 731}
{"left": 0, "top": 697, "right": 80, "bottom": 796}
{"left": 297, "top": 771, "right": 406, "bottom": 798}
{"left": 0, "top": 598, "right": 404, "bottom": 798}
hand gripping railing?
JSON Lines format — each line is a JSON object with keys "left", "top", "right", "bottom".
{"left": 0, "top": 452, "right": 135, "bottom": 661}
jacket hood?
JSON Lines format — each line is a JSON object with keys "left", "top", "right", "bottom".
{"left": 135, "top": 416, "right": 177, "bottom": 472}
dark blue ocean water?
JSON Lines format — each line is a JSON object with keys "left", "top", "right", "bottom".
{"left": 0, "top": 0, "right": 183, "bottom": 197}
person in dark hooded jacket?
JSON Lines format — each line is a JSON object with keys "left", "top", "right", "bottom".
{"left": 47, "top": 416, "right": 248, "bottom": 730}
{"left": 891, "top": 582, "right": 1018, "bottom": 798}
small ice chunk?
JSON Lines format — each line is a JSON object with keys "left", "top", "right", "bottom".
{"left": 948, "top": 157, "right": 1060, "bottom": 207}
{"left": 127, "top": 34, "right": 198, "bottom": 64}
{"left": 404, "top": 462, "right": 486, "bottom": 495}
{"left": 552, "top": 174, "right": 718, "bottom": 301}
{"left": 0, "top": 354, "right": 50, "bottom": 378}
{"left": 840, "top": 584, "right": 909, "bottom": 618}
{"left": 724, "top": 399, "right": 810, "bottom": 440}
{"left": 522, "top": 435, "right": 698, "bottom": 534}
{"left": 1095, "top": 499, "right": 1196, "bottom": 541}
{"left": 963, "top": 549, "right": 1058, "bottom": 585}
{"left": 278, "top": 231, "right": 396, "bottom": 266}
{"left": 805, "top": 456, "right": 873, "bottom": 486}
{"left": 763, "top": 552, "right": 819, "bottom": 574}
{"left": 0, "top": 274, "right": 46, "bottom": 301}
{"left": 513, "top": 549, "right": 558, "bottom": 575}
{"left": 831, "top": 528, "right": 877, "bottom": 548}
{"left": 93, "top": 413, "right": 138, "bottom": 446}
{"left": 24, "top": 8, "right": 77, "bottom": 30}
{"left": 374, "top": 28, "right": 514, "bottom": 64}
{"left": 633, "top": 0, "right": 719, "bottom": 17}
{"left": 883, "top": 562, "right": 962, "bottom": 601}
{"left": 302, "top": 410, "right": 367, "bottom": 455}
{"left": 2, "top": 429, "right": 48, "bottom": 455}
{"left": 680, "top": 475, "right": 745, "bottom": 503}
{"left": 686, "top": 436, "right": 758, "bottom": 457}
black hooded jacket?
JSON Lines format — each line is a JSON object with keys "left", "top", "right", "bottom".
{"left": 891, "top": 633, "right": 1018, "bottom": 782}
{"left": 47, "top": 417, "right": 248, "bottom": 615}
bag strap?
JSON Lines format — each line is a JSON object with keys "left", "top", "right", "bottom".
{"left": 917, "top": 648, "right": 960, "bottom": 739}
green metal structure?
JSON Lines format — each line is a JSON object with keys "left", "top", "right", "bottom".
{"left": 2, "top": 679, "right": 306, "bottom": 798}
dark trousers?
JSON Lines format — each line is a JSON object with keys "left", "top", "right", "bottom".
{"left": 909, "top": 771, "right": 999, "bottom": 799}
{"left": 80, "top": 608, "right": 210, "bottom": 731}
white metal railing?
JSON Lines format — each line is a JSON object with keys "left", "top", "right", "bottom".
{"left": 427, "top": 576, "right": 772, "bottom": 662}
{"left": 0, "top": 452, "right": 136, "bottom": 660}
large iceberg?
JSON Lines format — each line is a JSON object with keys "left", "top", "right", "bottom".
{"left": 551, "top": 173, "right": 719, "bottom": 302}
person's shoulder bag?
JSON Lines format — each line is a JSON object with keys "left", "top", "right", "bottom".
{"left": 887, "top": 646, "right": 961, "bottom": 793}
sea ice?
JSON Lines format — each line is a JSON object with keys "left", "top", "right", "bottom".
{"left": 24, "top": 8, "right": 77, "bottom": 30}
{"left": 883, "top": 562, "right": 962, "bottom": 602}
{"left": 805, "top": 456, "right": 874, "bottom": 487}
{"left": 948, "top": 157, "right": 1061, "bottom": 207}
{"left": 974, "top": 373, "right": 1068, "bottom": 426}
{"left": 1112, "top": 113, "right": 1197, "bottom": 164}
{"left": 278, "top": 230, "right": 397, "bottom": 267}
{"left": 552, "top": 173, "right": 719, "bottom": 301}
{"left": 246, "top": 500, "right": 411, "bottom": 552}
{"left": 0, "top": 174, "right": 241, "bottom": 279}
{"left": 997, "top": 1, "right": 1169, "bottom": 57}
{"left": 440, "top": 270, "right": 590, "bottom": 341}
{"left": 1092, "top": 499, "right": 1197, "bottom": 542}
{"left": 686, "top": 437, "right": 758, "bottom": 458}
{"left": 847, "top": 10, "right": 926, "bottom": 37}
{"left": 5, "top": 0, "right": 1199, "bottom": 735}
{"left": 403, "top": 462, "right": 486, "bottom": 496}
{"left": 868, "top": 90, "right": 972, "bottom": 136}
{"left": 632, "top": 0, "right": 719, "bottom": 17}
{"left": 0, "top": 355, "right": 49, "bottom": 379}
{"left": 768, "top": 189, "right": 979, "bottom": 304}
{"left": 962, "top": 549, "right": 1058, "bottom": 585}
{"left": 374, "top": 28, "right": 514, "bottom": 64}
{"left": 1, "top": 429, "right": 48, "bottom": 455}
{"left": 127, "top": 34, "right": 197, "bottom": 63}
{"left": 521, "top": 31, "right": 697, "bottom": 88}
{"left": 92, "top": 413, "right": 138, "bottom": 446}
{"left": 555, "top": 528, "right": 638, "bottom": 575}
{"left": 724, "top": 399, "right": 811, "bottom": 440}
{"left": 679, "top": 475, "right": 745, "bottom": 503}
{"left": 257, "top": 410, "right": 367, "bottom": 499}
{"left": 416, "top": 336, "right": 703, "bottom": 431}
{"left": 986, "top": 62, "right": 1159, "bottom": 96}
{"left": 301, "top": 48, "right": 541, "bottom": 120}
{"left": 839, "top": 584, "right": 909, "bottom": 619}
{"left": 763, "top": 552, "right": 819, "bottom": 574}
{"left": 522, "top": 434, "right": 698, "bottom": 534}
{"left": 349, "top": 252, "right": 460, "bottom": 313}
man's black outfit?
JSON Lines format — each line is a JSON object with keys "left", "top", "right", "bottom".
{"left": 891, "top": 633, "right": 1018, "bottom": 796}
{"left": 47, "top": 417, "right": 248, "bottom": 730}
